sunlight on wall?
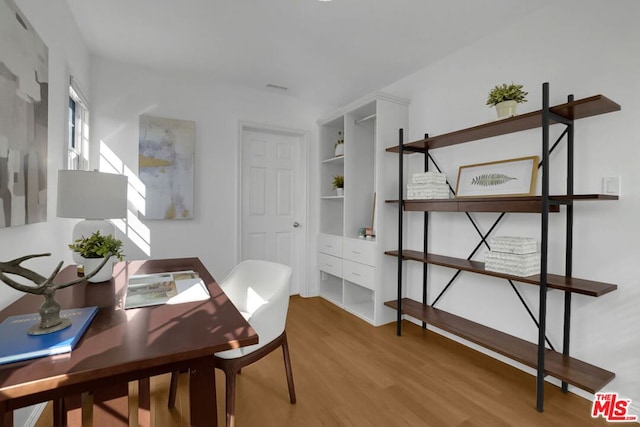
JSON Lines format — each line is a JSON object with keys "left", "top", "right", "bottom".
{"left": 99, "top": 141, "right": 150, "bottom": 255}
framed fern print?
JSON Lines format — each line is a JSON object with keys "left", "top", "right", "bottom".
{"left": 455, "top": 156, "right": 539, "bottom": 198}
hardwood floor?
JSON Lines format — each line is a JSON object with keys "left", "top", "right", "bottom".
{"left": 35, "top": 296, "right": 609, "bottom": 426}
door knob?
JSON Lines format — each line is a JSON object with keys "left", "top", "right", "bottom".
{"left": 293, "top": 222, "right": 300, "bottom": 228}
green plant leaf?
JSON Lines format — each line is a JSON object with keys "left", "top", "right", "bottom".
{"left": 332, "top": 174, "right": 344, "bottom": 189}
{"left": 68, "top": 230, "right": 124, "bottom": 261}
{"left": 486, "top": 83, "right": 528, "bottom": 106}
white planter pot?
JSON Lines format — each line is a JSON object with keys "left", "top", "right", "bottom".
{"left": 495, "top": 100, "right": 518, "bottom": 119}
{"left": 336, "top": 188, "right": 344, "bottom": 196}
{"left": 334, "top": 143, "right": 344, "bottom": 157}
{"left": 82, "top": 257, "right": 114, "bottom": 283}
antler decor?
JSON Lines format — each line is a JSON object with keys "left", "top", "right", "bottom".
{"left": 0, "top": 253, "right": 111, "bottom": 335}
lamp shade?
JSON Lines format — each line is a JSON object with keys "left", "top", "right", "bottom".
{"left": 57, "top": 170, "right": 128, "bottom": 219}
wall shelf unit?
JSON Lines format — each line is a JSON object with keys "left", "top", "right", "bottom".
{"left": 385, "top": 83, "right": 620, "bottom": 411}
{"left": 317, "top": 92, "right": 408, "bottom": 326}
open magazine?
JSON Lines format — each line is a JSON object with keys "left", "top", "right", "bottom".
{"left": 124, "top": 270, "right": 210, "bottom": 309}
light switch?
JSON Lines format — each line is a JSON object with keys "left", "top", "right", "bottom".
{"left": 602, "top": 176, "right": 621, "bottom": 196}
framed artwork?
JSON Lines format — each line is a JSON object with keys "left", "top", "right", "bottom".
{"left": 0, "top": 0, "right": 49, "bottom": 228}
{"left": 138, "top": 115, "right": 195, "bottom": 220}
{"left": 455, "top": 155, "right": 539, "bottom": 198}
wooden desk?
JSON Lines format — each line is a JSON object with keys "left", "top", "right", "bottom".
{"left": 0, "top": 258, "right": 258, "bottom": 427}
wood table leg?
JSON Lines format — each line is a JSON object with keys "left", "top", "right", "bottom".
{"left": 53, "top": 398, "right": 64, "bottom": 426}
{"left": 189, "top": 357, "right": 217, "bottom": 427}
{"left": 0, "top": 402, "right": 12, "bottom": 427}
{"left": 92, "top": 383, "right": 129, "bottom": 426}
{"left": 138, "top": 378, "right": 151, "bottom": 427}
{"left": 53, "top": 395, "right": 83, "bottom": 426}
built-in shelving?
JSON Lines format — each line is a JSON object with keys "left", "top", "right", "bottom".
{"left": 384, "top": 298, "right": 615, "bottom": 393}
{"left": 321, "top": 156, "right": 345, "bottom": 165}
{"left": 317, "top": 92, "right": 408, "bottom": 326}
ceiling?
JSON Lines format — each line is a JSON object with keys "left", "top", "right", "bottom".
{"left": 65, "top": 0, "right": 551, "bottom": 107}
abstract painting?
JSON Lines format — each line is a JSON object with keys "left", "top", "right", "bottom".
{"left": 0, "top": 0, "right": 48, "bottom": 228}
{"left": 138, "top": 115, "right": 195, "bottom": 220}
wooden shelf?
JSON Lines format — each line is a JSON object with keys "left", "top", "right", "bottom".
{"left": 384, "top": 250, "right": 617, "bottom": 297}
{"left": 386, "top": 95, "right": 620, "bottom": 153}
{"left": 384, "top": 194, "right": 617, "bottom": 213}
{"left": 384, "top": 298, "right": 616, "bottom": 393}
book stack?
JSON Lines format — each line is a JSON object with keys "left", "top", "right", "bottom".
{"left": 485, "top": 236, "right": 540, "bottom": 277}
{"left": 406, "top": 172, "right": 449, "bottom": 200}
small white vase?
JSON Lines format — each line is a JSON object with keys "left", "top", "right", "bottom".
{"left": 336, "top": 188, "right": 344, "bottom": 196}
{"left": 82, "top": 256, "right": 114, "bottom": 283}
{"left": 495, "top": 100, "right": 518, "bottom": 119}
{"left": 334, "top": 143, "right": 344, "bottom": 157}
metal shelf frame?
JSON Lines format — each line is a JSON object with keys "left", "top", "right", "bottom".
{"left": 389, "top": 83, "right": 620, "bottom": 412}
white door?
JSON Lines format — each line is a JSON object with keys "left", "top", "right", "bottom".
{"left": 240, "top": 125, "right": 307, "bottom": 295}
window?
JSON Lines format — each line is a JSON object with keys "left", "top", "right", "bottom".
{"left": 67, "top": 79, "right": 89, "bottom": 170}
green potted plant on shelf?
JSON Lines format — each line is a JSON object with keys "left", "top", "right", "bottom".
{"left": 332, "top": 174, "right": 344, "bottom": 196}
{"left": 486, "top": 82, "right": 528, "bottom": 119}
{"left": 334, "top": 131, "right": 344, "bottom": 157}
{"left": 68, "top": 231, "right": 124, "bottom": 283}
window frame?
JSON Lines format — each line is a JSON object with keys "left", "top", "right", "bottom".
{"left": 67, "top": 79, "right": 89, "bottom": 170}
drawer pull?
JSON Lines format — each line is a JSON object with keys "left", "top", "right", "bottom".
{"left": 351, "top": 272, "right": 361, "bottom": 276}
{"left": 325, "top": 244, "right": 333, "bottom": 248}
{"left": 325, "top": 263, "right": 333, "bottom": 267}
{"left": 351, "top": 251, "right": 361, "bottom": 254}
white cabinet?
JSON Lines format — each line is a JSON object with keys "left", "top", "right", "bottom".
{"left": 318, "top": 253, "right": 342, "bottom": 278}
{"left": 318, "top": 234, "right": 342, "bottom": 258}
{"left": 316, "top": 92, "right": 408, "bottom": 326}
{"left": 343, "top": 260, "right": 375, "bottom": 290}
{"left": 343, "top": 239, "right": 376, "bottom": 266}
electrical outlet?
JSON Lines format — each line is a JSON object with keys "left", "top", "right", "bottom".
{"left": 602, "top": 176, "right": 621, "bottom": 196}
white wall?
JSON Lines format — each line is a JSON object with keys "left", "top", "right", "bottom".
{"left": 0, "top": 1, "right": 92, "bottom": 424}
{"left": 90, "top": 56, "right": 324, "bottom": 283}
{"left": 0, "top": 0, "right": 90, "bottom": 309}
{"left": 383, "top": 0, "right": 640, "bottom": 414}
{"left": 0, "top": 2, "right": 90, "bottom": 308}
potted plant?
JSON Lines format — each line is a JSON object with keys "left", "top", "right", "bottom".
{"left": 68, "top": 231, "right": 124, "bottom": 283}
{"left": 332, "top": 175, "right": 344, "bottom": 196}
{"left": 486, "top": 83, "right": 528, "bottom": 119}
{"left": 334, "top": 131, "right": 344, "bottom": 157}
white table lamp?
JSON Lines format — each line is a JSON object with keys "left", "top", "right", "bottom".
{"left": 57, "top": 170, "right": 128, "bottom": 263}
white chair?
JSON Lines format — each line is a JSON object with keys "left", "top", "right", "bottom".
{"left": 168, "top": 260, "right": 296, "bottom": 427}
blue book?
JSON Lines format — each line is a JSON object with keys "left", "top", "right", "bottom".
{"left": 0, "top": 306, "right": 98, "bottom": 365}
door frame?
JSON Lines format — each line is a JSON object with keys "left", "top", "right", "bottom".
{"left": 237, "top": 121, "right": 310, "bottom": 296}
